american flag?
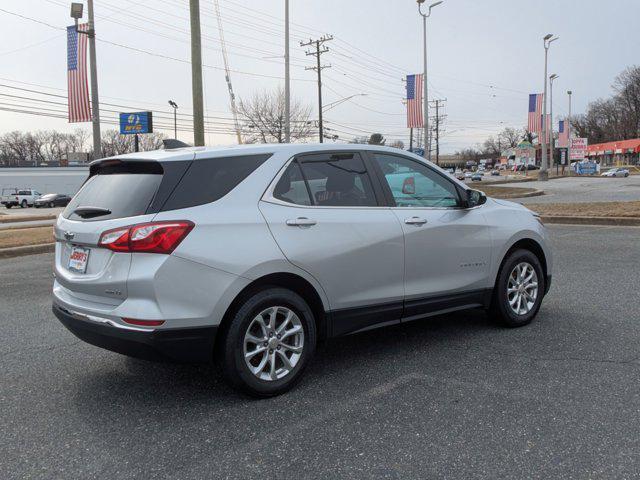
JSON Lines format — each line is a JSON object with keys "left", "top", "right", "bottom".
{"left": 557, "top": 119, "right": 569, "bottom": 148}
{"left": 406, "top": 74, "right": 424, "bottom": 128}
{"left": 67, "top": 24, "right": 92, "bottom": 123}
{"left": 527, "top": 93, "right": 543, "bottom": 134}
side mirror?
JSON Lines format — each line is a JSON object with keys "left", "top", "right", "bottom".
{"left": 466, "top": 189, "right": 487, "bottom": 208}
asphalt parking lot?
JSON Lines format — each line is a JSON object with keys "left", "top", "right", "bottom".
{"left": 1, "top": 225, "right": 639, "bottom": 479}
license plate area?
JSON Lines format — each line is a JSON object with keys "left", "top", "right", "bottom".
{"left": 68, "top": 246, "right": 90, "bottom": 274}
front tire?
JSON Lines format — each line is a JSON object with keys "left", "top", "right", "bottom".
{"left": 490, "top": 249, "right": 545, "bottom": 328}
{"left": 220, "top": 287, "right": 316, "bottom": 397}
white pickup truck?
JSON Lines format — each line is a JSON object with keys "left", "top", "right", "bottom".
{"left": 1, "top": 188, "right": 42, "bottom": 208}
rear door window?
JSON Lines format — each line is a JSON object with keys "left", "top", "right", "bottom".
{"left": 298, "top": 154, "right": 378, "bottom": 207}
{"left": 273, "top": 161, "right": 312, "bottom": 206}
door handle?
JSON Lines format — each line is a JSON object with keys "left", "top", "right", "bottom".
{"left": 404, "top": 216, "right": 428, "bottom": 226}
{"left": 286, "top": 217, "right": 317, "bottom": 227}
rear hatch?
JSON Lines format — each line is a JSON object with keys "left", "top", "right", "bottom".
{"left": 54, "top": 155, "right": 193, "bottom": 305}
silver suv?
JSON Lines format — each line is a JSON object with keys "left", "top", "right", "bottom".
{"left": 52, "top": 144, "right": 552, "bottom": 397}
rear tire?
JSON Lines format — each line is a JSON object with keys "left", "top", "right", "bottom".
{"left": 20, "top": 200, "right": 27, "bottom": 208}
{"left": 220, "top": 287, "right": 316, "bottom": 397}
{"left": 490, "top": 249, "right": 545, "bottom": 328}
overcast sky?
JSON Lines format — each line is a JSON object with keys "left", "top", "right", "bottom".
{"left": 1, "top": 0, "right": 639, "bottom": 153}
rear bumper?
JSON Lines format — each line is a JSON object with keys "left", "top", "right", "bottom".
{"left": 53, "top": 303, "right": 217, "bottom": 363}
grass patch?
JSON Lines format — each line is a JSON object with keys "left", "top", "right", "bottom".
{"left": 477, "top": 186, "right": 539, "bottom": 199}
{"left": 527, "top": 201, "right": 640, "bottom": 218}
{"left": 0, "top": 226, "right": 54, "bottom": 249}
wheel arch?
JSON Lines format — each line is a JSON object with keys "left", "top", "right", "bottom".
{"left": 494, "top": 237, "right": 549, "bottom": 293}
{"left": 214, "top": 272, "right": 329, "bottom": 356}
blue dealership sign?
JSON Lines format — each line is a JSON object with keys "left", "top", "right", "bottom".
{"left": 576, "top": 161, "right": 597, "bottom": 175}
{"left": 119, "top": 111, "right": 153, "bottom": 135}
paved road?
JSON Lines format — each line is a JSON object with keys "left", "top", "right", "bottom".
{"left": 0, "top": 206, "right": 64, "bottom": 217}
{"left": 1, "top": 225, "right": 639, "bottom": 479}
{"left": 491, "top": 176, "right": 640, "bottom": 204}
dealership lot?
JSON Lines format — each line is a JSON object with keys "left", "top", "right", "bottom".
{"left": 1, "top": 225, "right": 639, "bottom": 479}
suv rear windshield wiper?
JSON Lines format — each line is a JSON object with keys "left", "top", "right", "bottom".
{"left": 72, "top": 206, "right": 112, "bottom": 218}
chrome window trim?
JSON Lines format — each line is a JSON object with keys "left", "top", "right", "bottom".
{"left": 261, "top": 153, "right": 476, "bottom": 211}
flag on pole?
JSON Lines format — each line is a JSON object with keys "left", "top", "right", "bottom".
{"left": 67, "top": 24, "right": 92, "bottom": 123}
{"left": 558, "top": 119, "right": 569, "bottom": 148}
{"left": 406, "top": 74, "right": 424, "bottom": 128}
{"left": 527, "top": 93, "right": 543, "bottom": 134}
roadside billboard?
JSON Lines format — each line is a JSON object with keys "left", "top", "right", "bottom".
{"left": 570, "top": 138, "right": 588, "bottom": 161}
{"left": 119, "top": 112, "right": 153, "bottom": 135}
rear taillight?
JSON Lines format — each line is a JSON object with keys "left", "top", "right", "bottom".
{"left": 98, "top": 221, "right": 194, "bottom": 254}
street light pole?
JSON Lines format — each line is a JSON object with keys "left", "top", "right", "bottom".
{"left": 284, "top": 0, "right": 291, "bottom": 143}
{"left": 567, "top": 90, "right": 572, "bottom": 175}
{"left": 540, "top": 34, "right": 558, "bottom": 181}
{"left": 71, "top": 1, "right": 102, "bottom": 159}
{"left": 168, "top": 100, "right": 178, "bottom": 139}
{"left": 417, "top": 0, "right": 443, "bottom": 162}
{"left": 549, "top": 73, "right": 558, "bottom": 175}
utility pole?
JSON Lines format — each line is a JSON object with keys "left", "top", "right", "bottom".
{"left": 284, "top": 0, "right": 291, "bottom": 143}
{"left": 301, "top": 35, "right": 333, "bottom": 143}
{"left": 430, "top": 99, "right": 446, "bottom": 165}
{"left": 86, "top": 1, "right": 101, "bottom": 159}
{"left": 190, "top": 0, "right": 205, "bottom": 146}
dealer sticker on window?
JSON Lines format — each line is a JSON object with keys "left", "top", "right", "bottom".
{"left": 68, "top": 246, "right": 90, "bottom": 274}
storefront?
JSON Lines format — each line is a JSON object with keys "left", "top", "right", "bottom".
{"left": 586, "top": 139, "right": 640, "bottom": 166}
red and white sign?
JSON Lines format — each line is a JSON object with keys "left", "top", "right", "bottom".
{"left": 570, "top": 138, "right": 588, "bottom": 161}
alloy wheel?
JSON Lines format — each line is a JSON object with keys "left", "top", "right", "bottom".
{"left": 243, "top": 306, "right": 304, "bottom": 381}
{"left": 507, "top": 262, "right": 539, "bottom": 315}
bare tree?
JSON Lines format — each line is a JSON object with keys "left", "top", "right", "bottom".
{"left": 498, "top": 127, "right": 524, "bottom": 148}
{"left": 389, "top": 140, "right": 405, "bottom": 150}
{"left": 572, "top": 65, "right": 640, "bottom": 142}
{"left": 100, "top": 130, "right": 166, "bottom": 157}
{"left": 349, "top": 136, "right": 369, "bottom": 144}
{"left": 238, "top": 87, "right": 313, "bottom": 144}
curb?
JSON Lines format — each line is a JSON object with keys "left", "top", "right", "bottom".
{"left": 0, "top": 243, "right": 55, "bottom": 259}
{"left": 0, "top": 222, "right": 55, "bottom": 232}
{"left": 0, "top": 214, "right": 57, "bottom": 224}
{"left": 541, "top": 216, "right": 640, "bottom": 226}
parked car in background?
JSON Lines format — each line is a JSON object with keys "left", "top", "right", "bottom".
{"left": 601, "top": 168, "right": 630, "bottom": 177}
{"left": 455, "top": 171, "right": 465, "bottom": 181}
{"left": 464, "top": 171, "right": 473, "bottom": 179}
{"left": 2, "top": 188, "right": 41, "bottom": 208}
{"left": 1, "top": 188, "right": 19, "bottom": 208}
{"left": 35, "top": 193, "right": 72, "bottom": 208}
{"left": 491, "top": 169, "right": 501, "bottom": 176}
{"left": 471, "top": 172, "right": 483, "bottom": 181}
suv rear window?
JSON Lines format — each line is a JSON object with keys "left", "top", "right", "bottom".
{"left": 63, "top": 154, "right": 271, "bottom": 222}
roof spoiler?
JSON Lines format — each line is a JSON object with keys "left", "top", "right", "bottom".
{"left": 163, "top": 139, "right": 191, "bottom": 150}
